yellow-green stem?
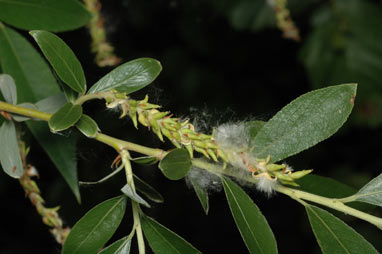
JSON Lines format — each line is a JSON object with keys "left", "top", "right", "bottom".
{"left": 121, "top": 150, "right": 145, "bottom": 254}
{"left": 0, "top": 101, "right": 51, "bottom": 121}
{"left": 74, "top": 92, "right": 109, "bottom": 105}
{"left": 1, "top": 100, "right": 381, "bottom": 230}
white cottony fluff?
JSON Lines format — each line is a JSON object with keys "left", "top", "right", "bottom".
{"left": 214, "top": 122, "right": 250, "bottom": 151}
{"left": 256, "top": 175, "right": 277, "bottom": 197}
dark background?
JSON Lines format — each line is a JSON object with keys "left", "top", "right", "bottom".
{"left": 1, "top": 0, "right": 381, "bottom": 253}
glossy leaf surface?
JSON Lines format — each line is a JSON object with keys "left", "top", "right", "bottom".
{"left": 99, "top": 236, "right": 131, "bottom": 254}
{"left": 121, "top": 183, "right": 150, "bottom": 208}
{"left": 352, "top": 174, "right": 382, "bottom": 207}
{"left": 63, "top": 196, "right": 127, "bottom": 254}
{"left": 222, "top": 177, "right": 277, "bottom": 254}
{"left": 88, "top": 58, "right": 162, "bottom": 94}
{"left": 141, "top": 215, "right": 200, "bottom": 254}
{"left": 76, "top": 114, "right": 99, "bottom": 138}
{"left": 134, "top": 175, "right": 164, "bottom": 203}
{"left": 30, "top": 30, "right": 86, "bottom": 94}
{"left": 0, "top": 74, "right": 17, "bottom": 104}
{"left": 159, "top": 148, "right": 192, "bottom": 180}
{"left": 0, "top": 0, "right": 91, "bottom": 32}
{"left": 0, "top": 24, "right": 59, "bottom": 103}
{"left": 306, "top": 205, "right": 378, "bottom": 254}
{"left": 48, "top": 102, "right": 82, "bottom": 132}
{"left": 0, "top": 23, "right": 79, "bottom": 201}
{"left": 253, "top": 84, "right": 357, "bottom": 163}
{"left": 0, "top": 120, "right": 23, "bottom": 178}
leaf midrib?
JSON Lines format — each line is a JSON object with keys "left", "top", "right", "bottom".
{"left": 145, "top": 217, "right": 182, "bottom": 254}
{"left": 223, "top": 179, "right": 263, "bottom": 254}
{"left": 0, "top": 25, "right": 38, "bottom": 101}
{"left": 256, "top": 87, "right": 339, "bottom": 161}
{"left": 72, "top": 197, "right": 124, "bottom": 254}
{"left": 41, "top": 36, "right": 84, "bottom": 93}
{"left": 308, "top": 206, "right": 350, "bottom": 254}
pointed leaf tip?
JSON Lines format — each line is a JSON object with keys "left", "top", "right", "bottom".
{"left": 30, "top": 30, "right": 86, "bottom": 94}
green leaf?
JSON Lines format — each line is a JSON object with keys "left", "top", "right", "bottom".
{"left": 306, "top": 205, "right": 378, "bottom": 254}
{"left": 188, "top": 173, "right": 209, "bottom": 215}
{"left": 351, "top": 174, "right": 382, "bottom": 207}
{"left": 99, "top": 236, "right": 131, "bottom": 254}
{"left": 253, "top": 84, "right": 357, "bottom": 163}
{"left": 0, "top": 24, "right": 59, "bottom": 103}
{"left": 222, "top": 177, "right": 277, "bottom": 254}
{"left": 87, "top": 58, "right": 162, "bottom": 94}
{"left": 75, "top": 114, "right": 99, "bottom": 138}
{"left": 0, "top": 24, "right": 79, "bottom": 201}
{"left": 27, "top": 121, "right": 80, "bottom": 202}
{"left": 35, "top": 93, "right": 67, "bottom": 114}
{"left": 159, "top": 148, "right": 192, "bottom": 180}
{"left": 30, "top": 30, "right": 86, "bottom": 94}
{"left": 296, "top": 174, "right": 374, "bottom": 211}
{"left": 121, "top": 183, "right": 150, "bottom": 208}
{"left": 246, "top": 120, "right": 266, "bottom": 140}
{"left": 0, "top": 120, "right": 23, "bottom": 178}
{"left": 0, "top": 74, "right": 17, "bottom": 104}
{"left": 48, "top": 102, "right": 82, "bottom": 132}
{"left": 0, "top": 0, "right": 91, "bottom": 32}
{"left": 141, "top": 215, "right": 200, "bottom": 254}
{"left": 63, "top": 196, "right": 127, "bottom": 254}
{"left": 296, "top": 174, "right": 357, "bottom": 199}
{"left": 131, "top": 156, "right": 159, "bottom": 165}
{"left": 134, "top": 175, "right": 164, "bottom": 203}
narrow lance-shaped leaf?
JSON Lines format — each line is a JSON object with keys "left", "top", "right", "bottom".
{"left": 0, "top": 121, "right": 23, "bottom": 178}
{"left": 121, "top": 183, "right": 150, "bottom": 208}
{"left": 188, "top": 171, "right": 209, "bottom": 215}
{"left": 0, "top": 74, "right": 17, "bottom": 104}
{"left": 62, "top": 196, "right": 127, "bottom": 254}
{"left": 0, "top": 23, "right": 79, "bottom": 201}
{"left": 350, "top": 174, "right": 382, "bottom": 207}
{"left": 159, "top": 148, "right": 192, "bottom": 180}
{"left": 0, "top": 24, "right": 59, "bottom": 103}
{"left": 76, "top": 114, "right": 99, "bottom": 138}
{"left": 253, "top": 84, "right": 357, "bottom": 163}
{"left": 0, "top": 0, "right": 91, "bottom": 32}
{"left": 134, "top": 175, "right": 164, "bottom": 203}
{"left": 222, "top": 176, "right": 277, "bottom": 254}
{"left": 306, "top": 205, "right": 378, "bottom": 254}
{"left": 131, "top": 156, "right": 159, "bottom": 165}
{"left": 30, "top": 30, "right": 86, "bottom": 94}
{"left": 88, "top": 58, "right": 162, "bottom": 94}
{"left": 141, "top": 215, "right": 201, "bottom": 254}
{"left": 99, "top": 236, "right": 131, "bottom": 254}
{"left": 48, "top": 102, "right": 82, "bottom": 132}
{"left": 296, "top": 174, "right": 374, "bottom": 211}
